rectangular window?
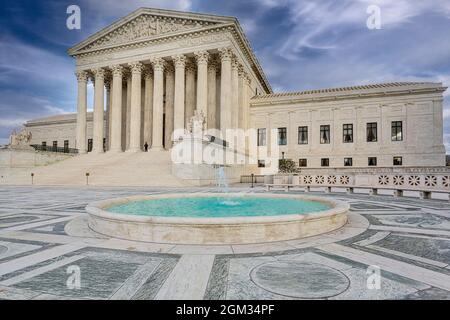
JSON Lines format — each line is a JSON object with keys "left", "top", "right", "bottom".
{"left": 87, "top": 139, "right": 93, "bottom": 152}
{"left": 321, "top": 158, "right": 329, "bottom": 167}
{"left": 52, "top": 141, "right": 57, "bottom": 152}
{"left": 391, "top": 121, "right": 403, "bottom": 141}
{"left": 367, "top": 123, "right": 377, "bottom": 142}
{"left": 344, "top": 158, "right": 353, "bottom": 167}
{"left": 257, "top": 128, "right": 266, "bottom": 146}
{"left": 278, "top": 127, "right": 287, "bottom": 145}
{"left": 64, "top": 140, "right": 69, "bottom": 153}
{"left": 42, "top": 141, "right": 46, "bottom": 148}
{"left": 257, "top": 160, "right": 265, "bottom": 168}
{"left": 299, "top": 159, "right": 307, "bottom": 167}
{"left": 298, "top": 126, "right": 308, "bottom": 145}
{"left": 368, "top": 157, "right": 377, "bottom": 166}
{"left": 320, "top": 125, "right": 330, "bottom": 144}
{"left": 393, "top": 156, "right": 403, "bottom": 166}
{"left": 343, "top": 124, "right": 353, "bottom": 143}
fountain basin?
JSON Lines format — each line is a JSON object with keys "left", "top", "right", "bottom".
{"left": 86, "top": 193, "right": 349, "bottom": 245}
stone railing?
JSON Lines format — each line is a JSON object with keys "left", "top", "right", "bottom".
{"left": 263, "top": 167, "right": 450, "bottom": 200}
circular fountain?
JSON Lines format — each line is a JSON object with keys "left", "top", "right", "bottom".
{"left": 86, "top": 193, "right": 349, "bottom": 245}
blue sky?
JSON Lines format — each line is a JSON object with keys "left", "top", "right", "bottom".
{"left": 1, "top": 0, "right": 449, "bottom": 151}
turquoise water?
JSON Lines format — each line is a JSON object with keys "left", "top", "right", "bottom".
{"left": 107, "top": 196, "right": 331, "bottom": 218}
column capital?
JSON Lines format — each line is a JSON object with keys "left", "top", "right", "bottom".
{"left": 128, "top": 61, "right": 144, "bottom": 74}
{"left": 86, "top": 71, "right": 95, "bottom": 84}
{"left": 231, "top": 58, "right": 240, "bottom": 71}
{"left": 238, "top": 65, "right": 246, "bottom": 78}
{"left": 218, "top": 47, "right": 233, "bottom": 61}
{"left": 110, "top": 65, "right": 124, "bottom": 77}
{"left": 172, "top": 54, "right": 187, "bottom": 68}
{"left": 165, "top": 63, "right": 175, "bottom": 74}
{"left": 151, "top": 57, "right": 166, "bottom": 72}
{"left": 143, "top": 66, "right": 153, "bottom": 80}
{"left": 123, "top": 69, "right": 132, "bottom": 80}
{"left": 185, "top": 60, "right": 196, "bottom": 73}
{"left": 194, "top": 51, "right": 209, "bottom": 65}
{"left": 92, "top": 68, "right": 106, "bottom": 80}
{"left": 75, "top": 70, "right": 88, "bottom": 82}
{"left": 208, "top": 58, "right": 219, "bottom": 72}
{"left": 244, "top": 73, "right": 252, "bottom": 85}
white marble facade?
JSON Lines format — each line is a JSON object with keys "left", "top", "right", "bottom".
{"left": 68, "top": 8, "right": 265, "bottom": 155}
{"left": 24, "top": 8, "right": 447, "bottom": 169}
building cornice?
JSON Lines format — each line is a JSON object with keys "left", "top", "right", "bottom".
{"left": 251, "top": 82, "right": 447, "bottom": 106}
{"left": 25, "top": 113, "right": 94, "bottom": 127}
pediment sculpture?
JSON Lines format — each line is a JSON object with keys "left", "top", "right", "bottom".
{"left": 82, "top": 14, "right": 216, "bottom": 51}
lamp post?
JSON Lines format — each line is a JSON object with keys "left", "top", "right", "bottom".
{"left": 86, "top": 172, "right": 90, "bottom": 186}
{"left": 31, "top": 173, "right": 34, "bottom": 185}
{"left": 251, "top": 173, "right": 254, "bottom": 188}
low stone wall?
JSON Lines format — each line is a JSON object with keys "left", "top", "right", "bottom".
{"left": 0, "top": 149, "right": 73, "bottom": 168}
{"left": 266, "top": 167, "right": 450, "bottom": 191}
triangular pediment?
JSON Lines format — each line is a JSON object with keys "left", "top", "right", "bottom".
{"left": 69, "top": 8, "right": 234, "bottom": 54}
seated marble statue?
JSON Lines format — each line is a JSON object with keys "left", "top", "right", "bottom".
{"left": 9, "top": 128, "right": 33, "bottom": 150}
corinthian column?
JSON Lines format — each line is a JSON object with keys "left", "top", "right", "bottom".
{"left": 194, "top": 51, "right": 209, "bottom": 127}
{"left": 242, "top": 73, "right": 252, "bottom": 131}
{"left": 172, "top": 55, "right": 186, "bottom": 141}
{"left": 151, "top": 58, "right": 165, "bottom": 150}
{"left": 92, "top": 68, "right": 105, "bottom": 153}
{"left": 165, "top": 64, "right": 175, "bottom": 149}
{"left": 125, "top": 73, "right": 132, "bottom": 150}
{"left": 219, "top": 48, "right": 233, "bottom": 133}
{"left": 238, "top": 67, "right": 246, "bottom": 130}
{"left": 128, "top": 62, "right": 144, "bottom": 152}
{"left": 143, "top": 67, "right": 153, "bottom": 147}
{"left": 110, "top": 65, "right": 123, "bottom": 152}
{"left": 105, "top": 76, "right": 112, "bottom": 150}
{"left": 231, "top": 58, "right": 240, "bottom": 129}
{"left": 185, "top": 60, "right": 196, "bottom": 126}
{"left": 207, "top": 59, "right": 218, "bottom": 130}
{"left": 75, "top": 70, "right": 88, "bottom": 154}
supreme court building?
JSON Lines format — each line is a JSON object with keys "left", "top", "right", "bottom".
{"left": 24, "top": 7, "right": 447, "bottom": 173}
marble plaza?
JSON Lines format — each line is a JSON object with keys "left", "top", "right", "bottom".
{"left": 0, "top": 186, "right": 449, "bottom": 300}
{"left": 0, "top": 7, "right": 449, "bottom": 301}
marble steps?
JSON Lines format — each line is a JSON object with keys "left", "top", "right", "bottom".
{"left": 0, "top": 151, "right": 190, "bottom": 187}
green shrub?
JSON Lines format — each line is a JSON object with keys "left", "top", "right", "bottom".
{"left": 278, "top": 159, "right": 300, "bottom": 173}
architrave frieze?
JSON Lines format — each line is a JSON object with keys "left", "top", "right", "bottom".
{"left": 75, "top": 30, "right": 231, "bottom": 69}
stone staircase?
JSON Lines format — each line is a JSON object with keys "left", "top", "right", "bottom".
{"left": 0, "top": 151, "right": 192, "bottom": 187}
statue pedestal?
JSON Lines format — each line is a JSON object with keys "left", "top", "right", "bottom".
{"left": 170, "top": 111, "right": 251, "bottom": 185}
{"left": 170, "top": 133, "right": 249, "bottom": 186}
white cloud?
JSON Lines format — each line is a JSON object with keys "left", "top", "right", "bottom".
{"left": 44, "top": 105, "right": 67, "bottom": 115}
{"left": 0, "top": 118, "right": 28, "bottom": 127}
{"left": 269, "top": 0, "right": 450, "bottom": 61}
{"left": 81, "top": 0, "right": 193, "bottom": 18}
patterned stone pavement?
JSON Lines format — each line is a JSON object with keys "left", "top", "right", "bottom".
{"left": 0, "top": 185, "right": 449, "bottom": 300}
